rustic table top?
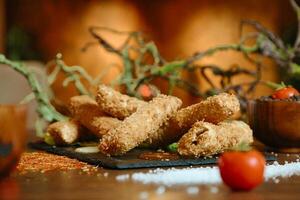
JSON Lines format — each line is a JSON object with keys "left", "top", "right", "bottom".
{"left": 1, "top": 152, "right": 300, "bottom": 200}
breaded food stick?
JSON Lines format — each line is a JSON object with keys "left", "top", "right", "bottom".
{"left": 145, "top": 93, "right": 240, "bottom": 146}
{"left": 90, "top": 116, "right": 121, "bottom": 136}
{"left": 172, "top": 93, "right": 240, "bottom": 129}
{"left": 96, "top": 84, "right": 147, "bottom": 119}
{"left": 178, "top": 120, "right": 253, "bottom": 157}
{"left": 99, "top": 95, "right": 182, "bottom": 156}
{"left": 69, "top": 95, "right": 120, "bottom": 137}
{"left": 69, "top": 95, "right": 104, "bottom": 119}
{"left": 47, "top": 120, "right": 81, "bottom": 145}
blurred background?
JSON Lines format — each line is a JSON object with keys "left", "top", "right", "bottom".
{"left": 0, "top": 0, "right": 298, "bottom": 112}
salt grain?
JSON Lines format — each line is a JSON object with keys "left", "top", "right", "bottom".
{"left": 186, "top": 186, "right": 199, "bottom": 195}
{"left": 273, "top": 161, "right": 279, "bottom": 166}
{"left": 155, "top": 186, "right": 166, "bottom": 195}
{"left": 132, "top": 167, "right": 221, "bottom": 186}
{"left": 131, "top": 161, "right": 300, "bottom": 186}
{"left": 116, "top": 174, "right": 130, "bottom": 182}
{"left": 210, "top": 186, "right": 219, "bottom": 194}
{"left": 139, "top": 191, "right": 149, "bottom": 200}
{"left": 265, "top": 162, "right": 300, "bottom": 180}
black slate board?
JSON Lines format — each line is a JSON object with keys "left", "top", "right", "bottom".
{"left": 29, "top": 142, "right": 276, "bottom": 169}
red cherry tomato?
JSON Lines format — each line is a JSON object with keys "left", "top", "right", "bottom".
{"left": 272, "top": 87, "right": 299, "bottom": 99}
{"left": 218, "top": 150, "right": 266, "bottom": 191}
{"left": 138, "top": 84, "right": 152, "bottom": 98}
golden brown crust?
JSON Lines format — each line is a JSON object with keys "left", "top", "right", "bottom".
{"left": 89, "top": 116, "right": 121, "bottom": 137}
{"left": 96, "top": 84, "right": 147, "bottom": 119}
{"left": 69, "top": 95, "right": 104, "bottom": 118}
{"left": 98, "top": 94, "right": 182, "bottom": 156}
{"left": 145, "top": 93, "right": 240, "bottom": 146}
{"left": 173, "top": 93, "right": 240, "bottom": 129}
{"left": 69, "top": 95, "right": 120, "bottom": 137}
{"left": 47, "top": 120, "right": 81, "bottom": 145}
{"left": 178, "top": 120, "right": 253, "bottom": 157}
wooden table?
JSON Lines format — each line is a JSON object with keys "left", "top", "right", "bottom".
{"left": 1, "top": 152, "right": 300, "bottom": 200}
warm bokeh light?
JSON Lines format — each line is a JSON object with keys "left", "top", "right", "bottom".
{"left": 1, "top": 0, "right": 297, "bottom": 105}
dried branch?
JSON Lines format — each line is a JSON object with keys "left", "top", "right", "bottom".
{"left": 47, "top": 53, "right": 97, "bottom": 97}
{"left": 291, "top": 0, "right": 300, "bottom": 49}
{"left": 84, "top": 0, "right": 300, "bottom": 104}
{"left": 186, "top": 43, "right": 259, "bottom": 66}
{"left": 83, "top": 24, "right": 265, "bottom": 102}
{"left": 240, "top": 19, "right": 285, "bottom": 50}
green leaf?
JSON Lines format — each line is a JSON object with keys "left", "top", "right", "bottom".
{"left": 264, "top": 81, "right": 287, "bottom": 90}
{"left": 44, "top": 132, "right": 56, "bottom": 146}
{"left": 167, "top": 142, "right": 178, "bottom": 153}
{"left": 230, "top": 142, "right": 252, "bottom": 152}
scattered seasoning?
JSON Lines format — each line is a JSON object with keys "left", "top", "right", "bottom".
{"left": 139, "top": 152, "right": 179, "bottom": 161}
{"left": 16, "top": 152, "right": 98, "bottom": 174}
{"left": 130, "top": 161, "right": 300, "bottom": 186}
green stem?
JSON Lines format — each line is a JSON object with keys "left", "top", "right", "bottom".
{"left": 153, "top": 43, "right": 259, "bottom": 77}
{"left": 290, "top": 0, "right": 300, "bottom": 48}
{"left": 187, "top": 43, "right": 259, "bottom": 65}
{"left": 120, "top": 47, "right": 136, "bottom": 95}
{"left": 0, "top": 54, "right": 66, "bottom": 122}
{"left": 52, "top": 53, "right": 93, "bottom": 97}
{"left": 151, "top": 60, "right": 187, "bottom": 76}
{"left": 263, "top": 81, "right": 286, "bottom": 90}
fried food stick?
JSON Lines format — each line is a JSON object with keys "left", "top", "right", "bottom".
{"left": 178, "top": 120, "right": 253, "bottom": 157}
{"left": 145, "top": 93, "right": 240, "bottom": 146}
{"left": 69, "top": 95, "right": 121, "bottom": 138}
{"left": 95, "top": 84, "right": 239, "bottom": 146}
{"left": 47, "top": 120, "right": 82, "bottom": 145}
{"left": 96, "top": 84, "right": 147, "bottom": 119}
{"left": 99, "top": 95, "right": 182, "bottom": 156}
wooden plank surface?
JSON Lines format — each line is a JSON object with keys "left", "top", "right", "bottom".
{"left": 2, "top": 152, "right": 299, "bottom": 200}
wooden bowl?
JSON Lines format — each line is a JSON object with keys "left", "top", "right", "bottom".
{"left": 247, "top": 100, "right": 300, "bottom": 150}
{"left": 0, "top": 104, "right": 27, "bottom": 178}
